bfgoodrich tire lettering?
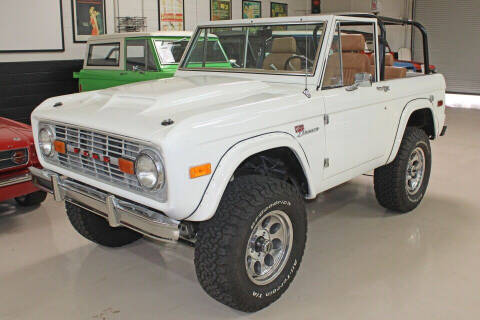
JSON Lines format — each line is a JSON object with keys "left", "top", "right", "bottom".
{"left": 374, "top": 127, "right": 432, "bottom": 213}
{"left": 194, "top": 175, "right": 307, "bottom": 312}
{"left": 65, "top": 202, "right": 142, "bottom": 247}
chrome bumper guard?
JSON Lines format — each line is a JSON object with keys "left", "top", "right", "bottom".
{"left": 29, "top": 167, "right": 180, "bottom": 242}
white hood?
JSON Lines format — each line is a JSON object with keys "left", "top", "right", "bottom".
{"left": 32, "top": 74, "right": 305, "bottom": 143}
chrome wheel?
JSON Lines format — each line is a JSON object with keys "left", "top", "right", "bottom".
{"left": 245, "top": 210, "right": 293, "bottom": 285}
{"left": 406, "top": 147, "right": 425, "bottom": 195}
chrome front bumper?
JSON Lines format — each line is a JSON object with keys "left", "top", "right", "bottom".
{"left": 29, "top": 167, "right": 180, "bottom": 242}
{"left": 0, "top": 173, "right": 32, "bottom": 187}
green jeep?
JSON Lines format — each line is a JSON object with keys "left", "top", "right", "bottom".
{"left": 74, "top": 31, "right": 230, "bottom": 92}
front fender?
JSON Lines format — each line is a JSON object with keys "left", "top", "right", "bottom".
{"left": 386, "top": 98, "right": 437, "bottom": 164}
{"left": 186, "top": 132, "right": 315, "bottom": 222}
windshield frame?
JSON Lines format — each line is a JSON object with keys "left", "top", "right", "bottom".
{"left": 178, "top": 20, "right": 327, "bottom": 77}
{"left": 153, "top": 38, "right": 190, "bottom": 65}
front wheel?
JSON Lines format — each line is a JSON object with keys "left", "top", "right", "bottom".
{"left": 194, "top": 175, "right": 307, "bottom": 312}
{"left": 15, "top": 191, "right": 47, "bottom": 206}
{"left": 374, "top": 127, "right": 432, "bottom": 212}
{"left": 65, "top": 202, "right": 142, "bottom": 247}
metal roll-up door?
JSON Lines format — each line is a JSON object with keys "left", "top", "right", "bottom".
{"left": 413, "top": 0, "right": 480, "bottom": 94}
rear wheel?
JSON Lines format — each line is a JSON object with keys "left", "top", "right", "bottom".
{"left": 65, "top": 202, "right": 142, "bottom": 247}
{"left": 374, "top": 127, "right": 431, "bottom": 212}
{"left": 15, "top": 191, "right": 47, "bottom": 207}
{"left": 194, "top": 175, "right": 307, "bottom": 312}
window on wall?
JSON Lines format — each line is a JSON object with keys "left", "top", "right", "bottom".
{"left": 126, "top": 39, "right": 158, "bottom": 71}
{"left": 87, "top": 43, "right": 120, "bottom": 67}
{"left": 322, "top": 22, "right": 377, "bottom": 89}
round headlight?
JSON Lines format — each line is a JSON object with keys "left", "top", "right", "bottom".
{"left": 39, "top": 127, "right": 54, "bottom": 156}
{"left": 135, "top": 150, "right": 164, "bottom": 190}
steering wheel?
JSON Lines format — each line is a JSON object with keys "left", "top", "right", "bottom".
{"left": 284, "top": 55, "right": 314, "bottom": 71}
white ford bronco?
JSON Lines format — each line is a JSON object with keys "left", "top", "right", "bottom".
{"left": 30, "top": 14, "right": 446, "bottom": 311}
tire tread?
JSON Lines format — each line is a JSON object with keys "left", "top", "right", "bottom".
{"left": 374, "top": 127, "right": 431, "bottom": 212}
{"left": 194, "top": 175, "right": 306, "bottom": 312}
{"left": 65, "top": 202, "right": 142, "bottom": 247}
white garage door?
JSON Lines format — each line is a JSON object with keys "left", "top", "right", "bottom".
{"left": 413, "top": 0, "right": 480, "bottom": 94}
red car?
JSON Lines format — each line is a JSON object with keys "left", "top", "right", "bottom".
{"left": 0, "top": 117, "right": 47, "bottom": 206}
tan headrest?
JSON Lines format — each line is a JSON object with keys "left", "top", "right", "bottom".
{"left": 341, "top": 34, "right": 365, "bottom": 52}
{"left": 385, "top": 53, "right": 394, "bottom": 66}
{"left": 271, "top": 37, "right": 297, "bottom": 54}
{"left": 369, "top": 53, "right": 395, "bottom": 66}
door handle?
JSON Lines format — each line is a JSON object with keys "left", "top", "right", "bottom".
{"left": 377, "top": 85, "right": 390, "bottom": 92}
{"left": 345, "top": 82, "right": 360, "bottom": 91}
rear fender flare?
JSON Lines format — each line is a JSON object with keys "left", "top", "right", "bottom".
{"left": 387, "top": 98, "right": 437, "bottom": 164}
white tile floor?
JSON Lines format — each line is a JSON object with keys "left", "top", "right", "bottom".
{"left": 1, "top": 107, "right": 479, "bottom": 319}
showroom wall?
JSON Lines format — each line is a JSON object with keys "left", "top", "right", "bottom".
{"left": 321, "top": 0, "right": 412, "bottom": 51}
{"left": 0, "top": 0, "right": 310, "bottom": 63}
{"left": 0, "top": 0, "right": 410, "bottom": 123}
{"left": 0, "top": 0, "right": 310, "bottom": 123}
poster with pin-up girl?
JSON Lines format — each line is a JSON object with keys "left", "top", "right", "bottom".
{"left": 72, "top": 0, "right": 106, "bottom": 42}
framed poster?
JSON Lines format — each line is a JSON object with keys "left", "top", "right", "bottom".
{"left": 158, "top": 0, "right": 184, "bottom": 30}
{"left": 210, "top": 0, "right": 232, "bottom": 21}
{"left": 0, "top": 0, "right": 64, "bottom": 52}
{"left": 242, "top": 0, "right": 261, "bottom": 19}
{"left": 271, "top": 2, "right": 288, "bottom": 17}
{"left": 71, "top": 0, "right": 107, "bottom": 43}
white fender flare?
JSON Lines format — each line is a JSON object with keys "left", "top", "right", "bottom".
{"left": 386, "top": 98, "right": 437, "bottom": 164}
{"left": 186, "top": 132, "right": 315, "bottom": 222}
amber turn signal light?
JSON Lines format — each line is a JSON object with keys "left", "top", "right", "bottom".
{"left": 118, "top": 158, "right": 135, "bottom": 175}
{"left": 53, "top": 140, "right": 66, "bottom": 154}
{"left": 190, "top": 163, "right": 211, "bottom": 179}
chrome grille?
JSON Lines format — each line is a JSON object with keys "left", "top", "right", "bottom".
{"left": 52, "top": 124, "right": 143, "bottom": 192}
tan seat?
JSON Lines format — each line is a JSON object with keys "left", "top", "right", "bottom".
{"left": 370, "top": 53, "right": 407, "bottom": 80}
{"left": 369, "top": 53, "right": 394, "bottom": 66}
{"left": 385, "top": 55, "right": 407, "bottom": 79}
{"left": 263, "top": 37, "right": 301, "bottom": 71}
{"left": 340, "top": 34, "right": 370, "bottom": 86}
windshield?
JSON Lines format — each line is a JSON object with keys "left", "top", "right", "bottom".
{"left": 154, "top": 38, "right": 227, "bottom": 65}
{"left": 154, "top": 39, "right": 189, "bottom": 64}
{"left": 180, "top": 22, "right": 325, "bottom": 75}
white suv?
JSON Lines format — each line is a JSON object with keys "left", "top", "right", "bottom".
{"left": 30, "top": 14, "right": 446, "bottom": 311}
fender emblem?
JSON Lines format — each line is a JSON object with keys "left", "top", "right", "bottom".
{"left": 295, "top": 125, "right": 304, "bottom": 134}
{"left": 296, "top": 126, "right": 319, "bottom": 138}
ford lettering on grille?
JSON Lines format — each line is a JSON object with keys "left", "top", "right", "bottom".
{"left": 51, "top": 124, "right": 144, "bottom": 192}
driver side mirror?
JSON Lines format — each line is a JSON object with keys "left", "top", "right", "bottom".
{"left": 345, "top": 72, "right": 372, "bottom": 91}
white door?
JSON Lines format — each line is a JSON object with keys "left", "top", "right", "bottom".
{"left": 320, "top": 20, "right": 393, "bottom": 179}
{"left": 322, "top": 86, "right": 391, "bottom": 178}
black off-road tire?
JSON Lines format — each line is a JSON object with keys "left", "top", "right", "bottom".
{"left": 15, "top": 191, "right": 47, "bottom": 206}
{"left": 194, "top": 175, "right": 307, "bottom": 312}
{"left": 374, "top": 127, "right": 431, "bottom": 213}
{"left": 65, "top": 202, "right": 142, "bottom": 247}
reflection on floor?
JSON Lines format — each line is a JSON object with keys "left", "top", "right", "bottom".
{"left": 446, "top": 93, "right": 480, "bottom": 109}
{"left": 1, "top": 107, "right": 480, "bottom": 319}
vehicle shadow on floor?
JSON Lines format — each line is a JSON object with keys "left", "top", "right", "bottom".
{"left": 0, "top": 200, "right": 43, "bottom": 233}
{"left": 306, "top": 175, "right": 388, "bottom": 220}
